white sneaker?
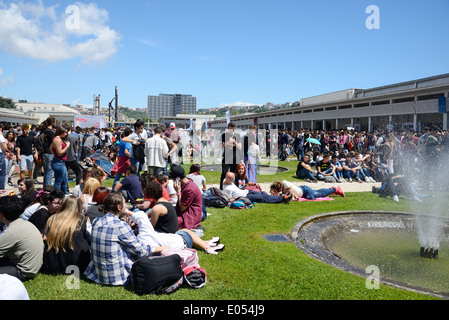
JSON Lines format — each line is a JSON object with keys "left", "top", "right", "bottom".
{"left": 365, "top": 177, "right": 370, "bottom": 183}
{"left": 393, "top": 195, "right": 399, "bottom": 202}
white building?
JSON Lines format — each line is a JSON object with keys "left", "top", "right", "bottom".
{"left": 14, "top": 101, "right": 80, "bottom": 125}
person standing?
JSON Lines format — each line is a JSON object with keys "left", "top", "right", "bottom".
{"left": 111, "top": 127, "right": 132, "bottom": 191}
{"left": 41, "top": 117, "right": 56, "bottom": 187}
{"left": 169, "top": 122, "right": 182, "bottom": 164}
{"left": 65, "top": 127, "right": 82, "bottom": 187}
{"left": 122, "top": 120, "right": 147, "bottom": 176}
{"left": 244, "top": 125, "right": 260, "bottom": 183}
{"left": 0, "top": 123, "right": 8, "bottom": 195}
{"left": 144, "top": 126, "right": 168, "bottom": 177}
{"left": 220, "top": 122, "right": 243, "bottom": 190}
{"left": 50, "top": 125, "right": 70, "bottom": 195}
{"left": 16, "top": 124, "right": 38, "bottom": 180}
{"left": 4, "top": 131, "right": 16, "bottom": 187}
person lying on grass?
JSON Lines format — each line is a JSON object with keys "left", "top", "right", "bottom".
{"left": 269, "top": 181, "right": 345, "bottom": 201}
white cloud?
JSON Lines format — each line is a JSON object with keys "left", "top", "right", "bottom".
{"left": 0, "top": 66, "right": 13, "bottom": 87}
{"left": 220, "top": 101, "right": 261, "bottom": 108}
{"left": 0, "top": 1, "right": 121, "bottom": 65}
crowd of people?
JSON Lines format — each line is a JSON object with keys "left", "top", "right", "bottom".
{"left": 0, "top": 116, "right": 447, "bottom": 298}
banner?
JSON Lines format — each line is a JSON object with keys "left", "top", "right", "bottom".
{"left": 74, "top": 115, "right": 107, "bottom": 129}
{"left": 226, "top": 111, "right": 230, "bottom": 125}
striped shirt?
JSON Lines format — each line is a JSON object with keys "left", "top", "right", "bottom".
{"left": 84, "top": 213, "right": 152, "bottom": 286}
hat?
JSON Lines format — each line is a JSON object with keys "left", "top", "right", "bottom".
{"left": 169, "top": 164, "right": 185, "bottom": 179}
{"left": 170, "top": 122, "right": 176, "bottom": 129}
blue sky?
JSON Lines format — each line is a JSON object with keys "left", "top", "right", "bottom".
{"left": 0, "top": 0, "right": 448, "bottom": 110}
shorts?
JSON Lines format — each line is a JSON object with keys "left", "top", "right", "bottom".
{"left": 176, "top": 230, "right": 193, "bottom": 249}
{"left": 19, "top": 155, "right": 34, "bottom": 171}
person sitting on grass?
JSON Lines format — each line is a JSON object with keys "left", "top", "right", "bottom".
{"left": 296, "top": 153, "right": 318, "bottom": 183}
{"left": 223, "top": 172, "right": 293, "bottom": 204}
{"left": 42, "top": 196, "right": 91, "bottom": 275}
{"left": 0, "top": 196, "right": 43, "bottom": 282}
{"left": 269, "top": 181, "right": 345, "bottom": 201}
{"left": 316, "top": 153, "right": 337, "bottom": 182}
{"left": 83, "top": 192, "right": 154, "bottom": 286}
{"left": 113, "top": 165, "right": 144, "bottom": 204}
{"left": 234, "top": 163, "right": 261, "bottom": 191}
{"left": 134, "top": 180, "right": 224, "bottom": 255}
{"left": 372, "top": 173, "right": 428, "bottom": 203}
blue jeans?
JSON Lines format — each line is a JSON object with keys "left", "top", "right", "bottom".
{"left": 0, "top": 153, "right": 6, "bottom": 190}
{"left": 296, "top": 167, "right": 316, "bottom": 181}
{"left": 300, "top": 185, "right": 336, "bottom": 200}
{"left": 51, "top": 158, "right": 68, "bottom": 195}
{"left": 43, "top": 153, "right": 54, "bottom": 187}
{"left": 344, "top": 169, "right": 360, "bottom": 180}
{"left": 317, "top": 168, "right": 338, "bottom": 181}
{"left": 130, "top": 157, "right": 143, "bottom": 176}
{"left": 112, "top": 173, "right": 123, "bottom": 191}
{"left": 246, "top": 190, "right": 283, "bottom": 204}
{"left": 5, "top": 158, "right": 15, "bottom": 180}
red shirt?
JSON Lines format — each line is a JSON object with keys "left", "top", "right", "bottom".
{"left": 177, "top": 179, "right": 202, "bottom": 229}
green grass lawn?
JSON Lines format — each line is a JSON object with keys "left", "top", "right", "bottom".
{"left": 28, "top": 160, "right": 437, "bottom": 300}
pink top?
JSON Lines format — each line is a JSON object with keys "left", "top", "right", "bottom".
{"left": 53, "top": 137, "right": 67, "bottom": 161}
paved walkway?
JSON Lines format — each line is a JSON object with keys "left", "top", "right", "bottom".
{"left": 208, "top": 180, "right": 381, "bottom": 194}
{"left": 5, "top": 167, "right": 381, "bottom": 197}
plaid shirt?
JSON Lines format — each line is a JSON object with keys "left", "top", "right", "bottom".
{"left": 84, "top": 213, "right": 152, "bottom": 286}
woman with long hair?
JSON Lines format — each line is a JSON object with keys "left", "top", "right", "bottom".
{"left": 80, "top": 177, "right": 100, "bottom": 213}
{"left": 50, "top": 125, "right": 71, "bottom": 195}
{"left": 17, "top": 177, "right": 38, "bottom": 210}
{"left": 84, "top": 186, "right": 110, "bottom": 223}
{"left": 234, "top": 163, "right": 260, "bottom": 191}
{"left": 42, "top": 196, "right": 91, "bottom": 274}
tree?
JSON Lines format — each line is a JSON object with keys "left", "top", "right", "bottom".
{"left": 0, "top": 96, "right": 16, "bottom": 109}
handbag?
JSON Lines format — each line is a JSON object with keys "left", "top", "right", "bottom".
{"left": 131, "top": 254, "right": 184, "bottom": 295}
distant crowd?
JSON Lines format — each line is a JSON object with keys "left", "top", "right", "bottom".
{"left": 0, "top": 117, "right": 448, "bottom": 299}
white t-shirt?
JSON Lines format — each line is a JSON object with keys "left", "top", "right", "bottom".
{"left": 282, "top": 180, "right": 303, "bottom": 198}
{"left": 131, "top": 211, "right": 185, "bottom": 249}
{"left": 22, "top": 203, "right": 43, "bottom": 221}
{"left": 0, "top": 133, "right": 5, "bottom": 154}
{"left": 223, "top": 182, "right": 248, "bottom": 199}
{"left": 0, "top": 274, "right": 30, "bottom": 300}
{"left": 186, "top": 174, "right": 206, "bottom": 191}
{"left": 166, "top": 179, "right": 178, "bottom": 206}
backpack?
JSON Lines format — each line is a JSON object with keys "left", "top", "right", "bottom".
{"left": 130, "top": 254, "right": 184, "bottom": 295}
{"left": 35, "top": 133, "right": 46, "bottom": 153}
{"left": 230, "top": 198, "right": 253, "bottom": 209}
{"left": 209, "top": 187, "right": 231, "bottom": 203}
{"left": 133, "top": 137, "right": 146, "bottom": 159}
{"left": 203, "top": 195, "right": 228, "bottom": 208}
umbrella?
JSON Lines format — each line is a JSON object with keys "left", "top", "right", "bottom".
{"left": 306, "top": 138, "right": 321, "bottom": 145}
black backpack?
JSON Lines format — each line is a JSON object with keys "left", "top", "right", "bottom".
{"left": 131, "top": 254, "right": 183, "bottom": 295}
{"left": 133, "top": 138, "right": 146, "bottom": 159}
{"left": 203, "top": 195, "right": 228, "bottom": 208}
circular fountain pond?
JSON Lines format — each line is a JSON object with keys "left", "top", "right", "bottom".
{"left": 291, "top": 211, "right": 449, "bottom": 298}
{"left": 202, "top": 164, "right": 289, "bottom": 174}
